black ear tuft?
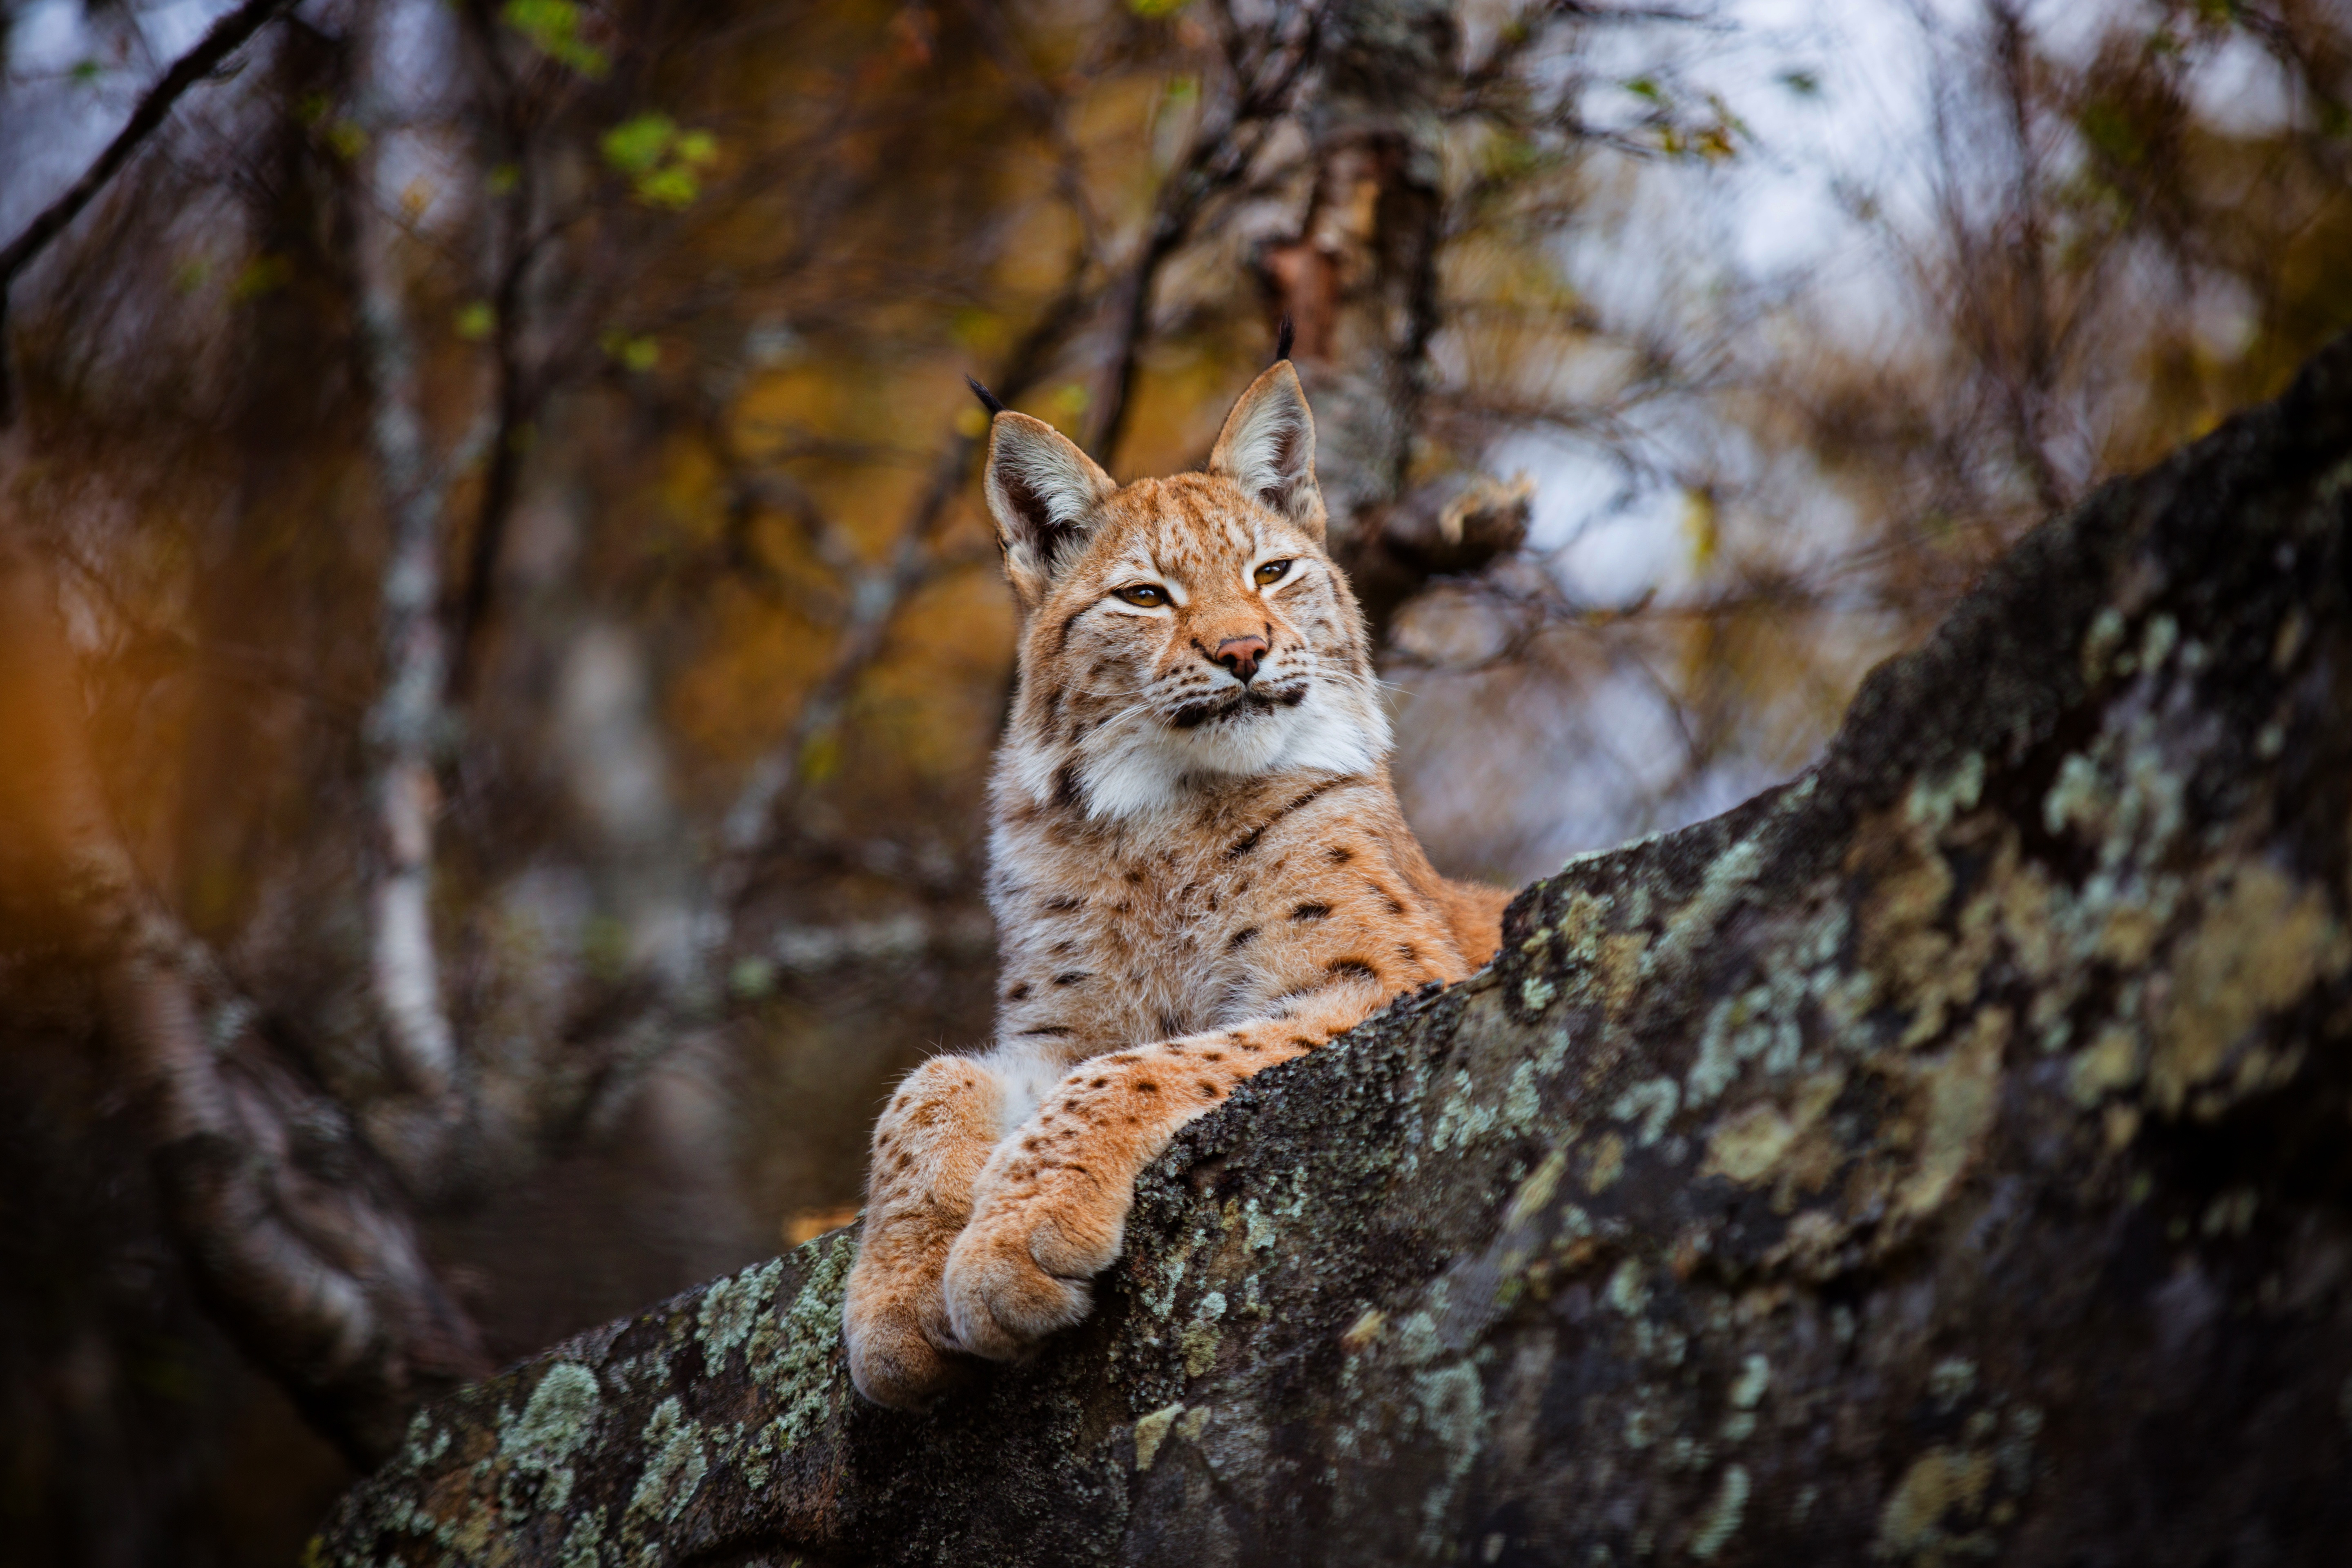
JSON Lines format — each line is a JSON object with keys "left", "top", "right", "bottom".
{"left": 966, "top": 375, "right": 1008, "bottom": 417}
{"left": 1274, "top": 315, "right": 1294, "bottom": 365}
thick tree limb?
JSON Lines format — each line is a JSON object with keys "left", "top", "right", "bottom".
{"left": 317, "top": 338, "right": 2352, "bottom": 1563}
{"left": 0, "top": 0, "right": 299, "bottom": 424}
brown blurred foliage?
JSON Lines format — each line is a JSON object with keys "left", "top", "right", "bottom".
{"left": 0, "top": 0, "right": 2346, "bottom": 1560}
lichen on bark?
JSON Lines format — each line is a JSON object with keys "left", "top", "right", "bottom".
{"left": 316, "top": 336, "right": 2352, "bottom": 1566}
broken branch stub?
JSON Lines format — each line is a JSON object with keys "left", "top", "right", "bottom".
{"left": 317, "top": 334, "right": 2352, "bottom": 1564}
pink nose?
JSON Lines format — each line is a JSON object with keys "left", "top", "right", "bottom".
{"left": 1214, "top": 635, "right": 1269, "bottom": 682}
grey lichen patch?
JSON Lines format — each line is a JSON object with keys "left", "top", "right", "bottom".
{"left": 2081, "top": 605, "right": 2128, "bottom": 685}
{"left": 1424, "top": 1031, "right": 1560, "bottom": 1155}
{"left": 400, "top": 1412, "right": 451, "bottom": 1470}
{"left": 625, "top": 1396, "right": 708, "bottom": 1536}
{"left": 1728, "top": 1353, "right": 1770, "bottom": 1410}
{"left": 557, "top": 1508, "right": 608, "bottom": 1568}
{"left": 1605, "top": 1258, "right": 1650, "bottom": 1316}
{"left": 1428, "top": 1069, "right": 1496, "bottom": 1153}
{"left": 1905, "top": 752, "right": 1985, "bottom": 835}
{"left": 1688, "top": 1464, "right": 1751, "bottom": 1560}
{"left": 1410, "top": 1361, "right": 1488, "bottom": 1555}
{"left": 1140, "top": 1228, "right": 1202, "bottom": 1321}
{"left": 1613, "top": 1076, "right": 1679, "bottom": 1146}
{"left": 1178, "top": 1290, "right": 1227, "bottom": 1379}
{"left": 497, "top": 1360, "right": 602, "bottom": 1515}
{"left": 1688, "top": 982, "right": 1806, "bottom": 1108}
{"left": 744, "top": 1231, "right": 853, "bottom": 1449}
{"left": 1645, "top": 837, "right": 1767, "bottom": 991}
{"left": 501, "top": 1362, "right": 601, "bottom": 1468}
{"left": 697, "top": 1256, "right": 782, "bottom": 1370}
{"left": 1927, "top": 1358, "right": 1977, "bottom": 1410}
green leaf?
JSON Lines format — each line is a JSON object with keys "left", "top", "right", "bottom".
{"left": 601, "top": 114, "right": 678, "bottom": 176}
{"left": 455, "top": 302, "right": 497, "bottom": 341}
{"left": 501, "top": 0, "right": 609, "bottom": 79}
{"left": 599, "top": 332, "right": 659, "bottom": 373}
{"left": 1624, "top": 76, "right": 1664, "bottom": 105}
{"left": 1777, "top": 69, "right": 1820, "bottom": 98}
{"left": 1128, "top": 0, "right": 1191, "bottom": 17}
{"left": 635, "top": 165, "right": 701, "bottom": 209}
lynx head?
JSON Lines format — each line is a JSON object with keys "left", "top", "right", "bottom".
{"left": 981, "top": 361, "right": 1388, "bottom": 820}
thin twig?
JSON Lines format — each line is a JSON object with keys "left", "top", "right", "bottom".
{"left": 709, "top": 264, "right": 1094, "bottom": 914}
{"left": 1088, "top": 3, "right": 1327, "bottom": 464}
{"left": 0, "top": 0, "right": 298, "bottom": 423}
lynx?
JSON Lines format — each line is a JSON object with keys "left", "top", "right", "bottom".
{"left": 842, "top": 352, "right": 1510, "bottom": 1410}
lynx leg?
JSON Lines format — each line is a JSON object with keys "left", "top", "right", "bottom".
{"left": 843, "top": 1053, "right": 1006, "bottom": 1410}
{"left": 942, "top": 987, "right": 1376, "bottom": 1361}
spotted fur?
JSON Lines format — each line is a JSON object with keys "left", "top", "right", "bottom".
{"left": 842, "top": 360, "right": 1510, "bottom": 1410}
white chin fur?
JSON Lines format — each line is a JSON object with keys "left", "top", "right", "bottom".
{"left": 1076, "top": 675, "right": 1390, "bottom": 820}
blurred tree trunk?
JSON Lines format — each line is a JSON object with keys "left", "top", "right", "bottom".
{"left": 313, "top": 333, "right": 2352, "bottom": 1563}
{"left": 0, "top": 528, "right": 489, "bottom": 1470}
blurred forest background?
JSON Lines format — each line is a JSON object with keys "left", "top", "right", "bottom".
{"left": 0, "top": 0, "right": 2345, "bottom": 1560}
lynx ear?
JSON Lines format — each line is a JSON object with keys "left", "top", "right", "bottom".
{"left": 983, "top": 411, "right": 1118, "bottom": 608}
{"left": 1208, "top": 361, "right": 1325, "bottom": 543}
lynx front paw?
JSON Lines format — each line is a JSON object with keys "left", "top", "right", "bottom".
{"left": 940, "top": 1173, "right": 1125, "bottom": 1360}
{"left": 844, "top": 1264, "right": 971, "bottom": 1412}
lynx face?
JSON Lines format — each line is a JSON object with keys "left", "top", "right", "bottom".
{"left": 989, "top": 364, "right": 1388, "bottom": 818}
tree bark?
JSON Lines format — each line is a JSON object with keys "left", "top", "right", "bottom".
{"left": 314, "top": 334, "right": 2352, "bottom": 1564}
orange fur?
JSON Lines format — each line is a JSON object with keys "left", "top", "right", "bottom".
{"left": 842, "top": 361, "right": 1509, "bottom": 1408}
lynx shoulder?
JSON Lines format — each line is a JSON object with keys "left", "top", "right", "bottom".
{"left": 841, "top": 354, "right": 1509, "bottom": 1410}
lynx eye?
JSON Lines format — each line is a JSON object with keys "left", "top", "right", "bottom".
{"left": 1113, "top": 583, "right": 1169, "bottom": 608}
{"left": 1253, "top": 559, "right": 1294, "bottom": 588}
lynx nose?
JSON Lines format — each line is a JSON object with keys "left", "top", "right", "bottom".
{"left": 1213, "top": 635, "right": 1269, "bottom": 683}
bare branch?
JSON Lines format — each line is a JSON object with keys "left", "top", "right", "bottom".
{"left": 0, "top": 0, "right": 299, "bottom": 424}
{"left": 1088, "top": 3, "right": 1328, "bottom": 464}
{"left": 710, "top": 265, "right": 1094, "bottom": 915}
